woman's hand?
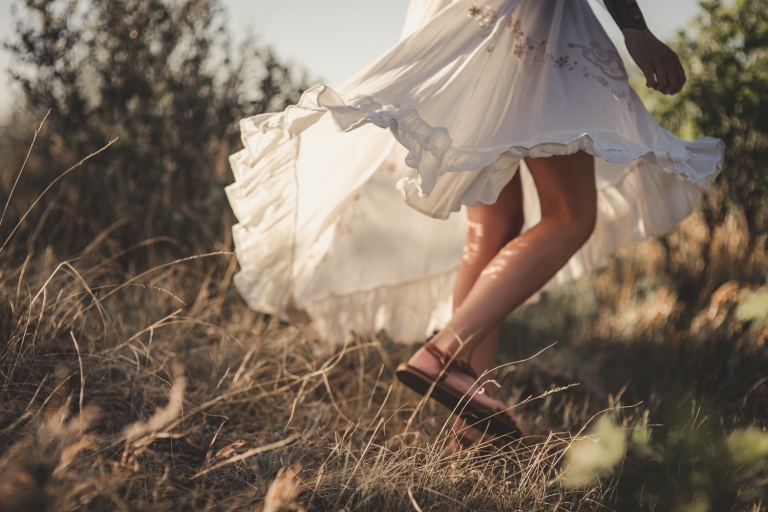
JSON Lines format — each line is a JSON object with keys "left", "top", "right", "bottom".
{"left": 603, "top": 0, "right": 686, "bottom": 95}
{"left": 623, "top": 28, "right": 686, "bottom": 95}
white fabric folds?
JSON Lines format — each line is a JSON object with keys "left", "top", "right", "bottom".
{"left": 226, "top": 0, "right": 724, "bottom": 348}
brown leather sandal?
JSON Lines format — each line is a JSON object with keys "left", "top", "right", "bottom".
{"left": 396, "top": 342, "right": 522, "bottom": 438}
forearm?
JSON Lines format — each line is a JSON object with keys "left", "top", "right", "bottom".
{"left": 603, "top": 0, "right": 647, "bottom": 32}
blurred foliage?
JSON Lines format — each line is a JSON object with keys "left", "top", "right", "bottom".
{"left": 562, "top": 415, "right": 626, "bottom": 488}
{"left": 562, "top": 408, "right": 768, "bottom": 512}
{"left": 653, "top": 0, "right": 768, "bottom": 237}
{"left": 619, "top": 409, "right": 768, "bottom": 512}
{"left": 736, "top": 288, "right": 768, "bottom": 326}
{"left": 3, "top": 0, "right": 308, "bottom": 257}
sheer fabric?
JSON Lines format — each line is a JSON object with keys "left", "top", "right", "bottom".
{"left": 226, "top": 0, "right": 723, "bottom": 349}
{"left": 401, "top": 0, "right": 455, "bottom": 39}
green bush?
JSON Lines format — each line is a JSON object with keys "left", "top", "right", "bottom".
{"left": 3, "top": 0, "right": 308, "bottom": 258}
{"left": 563, "top": 409, "right": 768, "bottom": 512}
{"left": 653, "top": 0, "right": 768, "bottom": 237}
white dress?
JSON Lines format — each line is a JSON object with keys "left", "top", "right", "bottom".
{"left": 226, "top": 0, "right": 724, "bottom": 349}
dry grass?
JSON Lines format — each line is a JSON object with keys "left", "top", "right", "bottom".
{"left": 0, "top": 237, "right": 612, "bottom": 511}
{"left": 0, "top": 129, "right": 766, "bottom": 511}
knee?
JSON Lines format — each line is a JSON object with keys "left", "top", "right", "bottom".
{"left": 462, "top": 212, "right": 524, "bottom": 266}
{"left": 544, "top": 199, "right": 596, "bottom": 249}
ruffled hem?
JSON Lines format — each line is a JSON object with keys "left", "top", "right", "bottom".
{"left": 238, "top": 84, "right": 723, "bottom": 221}
{"left": 298, "top": 269, "right": 458, "bottom": 353}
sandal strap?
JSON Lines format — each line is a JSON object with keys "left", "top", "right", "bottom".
{"left": 423, "top": 342, "right": 479, "bottom": 380}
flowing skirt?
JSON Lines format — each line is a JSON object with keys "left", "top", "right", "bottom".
{"left": 226, "top": 0, "right": 724, "bottom": 349}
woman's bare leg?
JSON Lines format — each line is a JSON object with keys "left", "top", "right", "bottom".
{"left": 453, "top": 172, "right": 525, "bottom": 377}
{"left": 407, "top": 152, "right": 596, "bottom": 413}
{"left": 444, "top": 173, "right": 524, "bottom": 452}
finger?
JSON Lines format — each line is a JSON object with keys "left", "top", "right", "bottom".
{"left": 670, "top": 51, "right": 686, "bottom": 94}
{"left": 669, "top": 66, "right": 682, "bottom": 94}
{"left": 668, "top": 75, "right": 679, "bottom": 95}
{"left": 660, "top": 53, "right": 681, "bottom": 94}
{"left": 641, "top": 61, "right": 656, "bottom": 89}
{"left": 661, "top": 61, "right": 678, "bottom": 94}
{"left": 652, "top": 55, "right": 668, "bottom": 93}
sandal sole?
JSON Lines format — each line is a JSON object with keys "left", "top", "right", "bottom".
{"left": 396, "top": 363, "right": 521, "bottom": 438}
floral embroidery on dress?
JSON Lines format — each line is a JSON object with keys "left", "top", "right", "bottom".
{"left": 507, "top": 18, "right": 547, "bottom": 59}
{"left": 566, "top": 41, "right": 632, "bottom": 111}
{"left": 468, "top": 4, "right": 498, "bottom": 28}
{"left": 468, "top": 12, "right": 634, "bottom": 111}
{"left": 568, "top": 42, "right": 628, "bottom": 81}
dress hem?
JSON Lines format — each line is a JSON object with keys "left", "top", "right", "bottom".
{"left": 238, "top": 83, "right": 723, "bottom": 221}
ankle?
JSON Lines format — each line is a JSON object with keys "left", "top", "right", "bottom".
{"left": 427, "top": 330, "right": 467, "bottom": 357}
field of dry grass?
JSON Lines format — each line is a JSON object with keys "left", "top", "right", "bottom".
{"left": 1, "top": 128, "right": 767, "bottom": 512}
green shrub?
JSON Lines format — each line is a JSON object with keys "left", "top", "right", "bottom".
{"left": 3, "top": 0, "right": 308, "bottom": 258}
{"left": 653, "top": 0, "right": 768, "bottom": 237}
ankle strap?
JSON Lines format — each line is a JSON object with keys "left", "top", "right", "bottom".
{"left": 424, "top": 342, "right": 479, "bottom": 380}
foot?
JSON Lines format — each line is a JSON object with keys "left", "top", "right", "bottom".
{"left": 406, "top": 345, "right": 515, "bottom": 424}
{"left": 445, "top": 416, "right": 492, "bottom": 456}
